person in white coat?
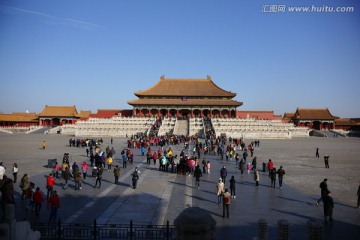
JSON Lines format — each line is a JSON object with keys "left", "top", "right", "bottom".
{"left": 0, "top": 162, "right": 5, "bottom": 180}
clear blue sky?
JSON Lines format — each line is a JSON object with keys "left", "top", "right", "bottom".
{"left": 1, "top": 0, "right": 359, "bottom": 117}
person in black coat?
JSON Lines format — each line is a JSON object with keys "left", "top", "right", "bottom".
{"left": 193, "top": 166, "right": 203, "bottom": 189}
{"left": 239, "top": 158, "right": 245, "bottom": 174}
{"left": 317, "top": 178, "right": 328, "bottom": 205}
{"left": 323, "top": 190, "right": 334, "bottom": 223}
{"left": 270, "top": 168, "right": 277, "bottom": 188}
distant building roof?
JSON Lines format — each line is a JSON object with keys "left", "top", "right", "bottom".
{"left": 134, "top": 75, "right": 237, "bottom": 98}
{"left": 292, "top": 108, "right": 336, "bottom": 120}
{"left": 335, "top": 118, "right": 358, "bottom": 126}
{"left": 90, "top": 109, "right": 121, "bottom": 118}
{"left": 0, "top": 112, "right": 38, "bottom": 122}
{"left": 283, "top": 112, "right": 295, "bottom": 119}
{"left": 38, "top": 105, "right": 78, "bottom": 117}
{"left": 77, "top": 110, "right": 92, "bottom": 119}
{"left": 128, "top": 98, "right": 242, "bottom": 107}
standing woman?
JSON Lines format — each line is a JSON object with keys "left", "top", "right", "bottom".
{"left": 254, "top": 169, "right": 260, "bottom": 187}
{"left": 216, "top": 179, "right": 225, "bottom": 204}
{"left": 12, "top": 163, "right": 18, "bottom": 183}
{"left": 229, "top": 175, "right": 236, "bottom": 198}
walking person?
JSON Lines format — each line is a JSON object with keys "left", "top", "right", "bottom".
{"left": 229, "top": 176, "right": 236, "bottom": 198}
{"left": 73, "top": 169, "right": 82, "bottom": 190}
{"left": 220, "top": 166, "right": 227, "bottom": 183}
{"left": 42, "top": 140, "right": 46, "bottom": 150}
{"left": 106, "top": 156, "right": 113, "bottom": 171}
{"left": 316, "top": 147, "right": 320, "bottom": 158}
{"left": 267, "top": 159, "right": 273, "bottom": 177}
{"left": 0, "top": 162, "right": 5, "bottom": 180}
{"left": 247, "top": 162, "right": 251, "bottom": 174}
{"left": 216, "top": 178, "right": 225, "bottom": 204}
{"left": 20, "top": 173, "right": 30, "bottom": 200}
{"left": 222, "top": 188, "right": 231, "bottom": 218}
{"left": 113, "top": 165, "right": 121, "bottom": 184}
{"left": 323, "top": 190, "right": 334, "bottom": 224}
{"left": 277, "top": 166, "right": 285, "bottom": 189}
{"left": 242, "top": 150, "right": 248, "bottom": 162}
{"left": 94, "top": 167, "right": 103, "bottom": 188}
{"left": 206, "top": 161, "right": 211, "bottom": 174}
{"left": 53, "top": 162, "right": 60, "bottom": 179}
{"left": 33, "top": 187, "right": 44, "bottom": 216}
{"left": 62, "top": 167, "right": 71, "bottom": 190}
{"left": 131, "top": 167, "right": 141, "bottom": 189}
{"left": 146, "top": 151, "right": 152, "bottom": 164}
{"left": 61, "top": 161, "right": 69, "bottom": 179}
{"left": 235, "top": 153, "right": 240, "bottom": 166}
{"left": 254, "top": 169, "right": 260, "bottom": 187}
{"left": 270, "top": 168, "right": 277, "bottom": 188}
{"left": 193, "top": 166, "right": 202, "bottom": 189}
{"left": 239, "top": 158, "right": 245, "bottom": 174}
{"left": 316, "top": 178, "right": 328, "bottom": 206}
{"left": 1, "top": 176, "right": 15, "bottom": 208}
{"left": 81, "top": 161, "right": 89, "bottom": 182}
{"left": 46, "top": 173, "right": 56, "bottom": 199}
{"left": 251, "top": 157, "right": 257, "bottom": 172}
{"left": 47, "top": 191, "right": 60, "bottom": 224}
{"left": 12, "top": 163, "right": 18, "bottom": 183}
{"left": 201, "top": 158, "right": 207, "bottom": 174}
{"left": 324, "top": 155, "right": 330, "bottom": 168}
{"left": 122, "top": 154, "right": 128, "bottom": 169}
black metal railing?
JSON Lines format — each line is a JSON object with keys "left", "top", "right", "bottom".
{"left": 35, "top": 219, "right": 176, "bottom": 240}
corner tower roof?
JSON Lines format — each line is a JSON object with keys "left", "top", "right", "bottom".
{"left": 134, "top": 75, "right": 237, "bottom": 98}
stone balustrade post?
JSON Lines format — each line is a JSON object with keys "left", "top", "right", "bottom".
{"left": 174, "top": 207, "right": 216, "bottom": 240}
{"left": 277, "top": 219, "right": 289, "bottom": 240}
{"left": 257, "top": 219, "right": 268, "bottom": 240}
{"left": 306, "top": 220, "right": 322, "bottom": 240}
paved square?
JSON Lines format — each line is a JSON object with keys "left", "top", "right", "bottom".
{"left": 1, "top": 133, "right": 359, "bottom": 239}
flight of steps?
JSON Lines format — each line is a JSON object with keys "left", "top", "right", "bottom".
{"left": 173, "top": 119, "right": 189, "bottom": 135}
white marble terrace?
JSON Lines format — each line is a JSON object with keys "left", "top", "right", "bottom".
{"left": 49, "top": 116, "right": 310, "bottom": 139}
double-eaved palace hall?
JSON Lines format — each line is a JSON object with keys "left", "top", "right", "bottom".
{"left": 127, "top": 75, "right": 242, "bottom": 118}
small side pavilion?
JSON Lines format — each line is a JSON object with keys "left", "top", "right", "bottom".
{"left": 38, "top": 105, "right": 79, "bottom": 126}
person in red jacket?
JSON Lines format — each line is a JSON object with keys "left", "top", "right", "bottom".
{"left": 152, "top": 152, "right": 158, "bottom": 165}
{"left": 47, "top": 191, "right": 60, "bottom": 223}
{"left": 267, "top": 159, "right": 274, "bottom": 177}
{"left": 33, "top": 187, "right": 44, "bottom": 216}
{"left": 46, "top": 173, "right": 56, "bottom": 199}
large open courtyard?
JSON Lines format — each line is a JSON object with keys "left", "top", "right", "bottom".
{"left": 1, "top": 133, "right": 359, "bottom": 239}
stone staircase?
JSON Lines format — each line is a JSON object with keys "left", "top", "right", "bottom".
{"left": 173, "top": 119, "right": 189, "bottom": 135}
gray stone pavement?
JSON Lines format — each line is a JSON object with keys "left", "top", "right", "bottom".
{"left": 0, "top": 133, "right": 359, "bottom": 239}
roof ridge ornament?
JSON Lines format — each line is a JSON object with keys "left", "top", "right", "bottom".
{"left": 207, "top": 75, "right": 211, "bottom": 81}
{"left": 160, "top": 75, "right": 165, "bottom": 80}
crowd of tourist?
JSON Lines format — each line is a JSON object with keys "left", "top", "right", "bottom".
{"left": 0, "top": 127, "right": 359, "bottom": 226}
